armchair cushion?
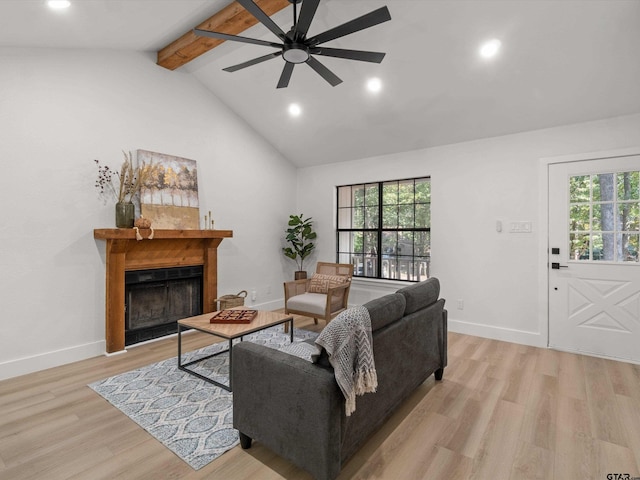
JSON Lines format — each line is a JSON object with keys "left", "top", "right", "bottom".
{"left": 308, "top": 273, "right": 349, "bottom": 294}
{"left": 286, "top": 292, "right": 329, "bottom": 316}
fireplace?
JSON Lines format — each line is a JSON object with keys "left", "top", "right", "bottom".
{"left": 125, "top": 266, "right": 203, "bottom": 346}
{"left": 94, "top": 228, "right": 233, "bottom": 353}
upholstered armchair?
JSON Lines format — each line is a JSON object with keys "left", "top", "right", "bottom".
{"left": 284, "top": 262, "right": 354, "bottom": 328}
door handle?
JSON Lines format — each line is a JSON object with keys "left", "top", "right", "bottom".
{"left": 551, "top": 262, "right": 568, "bottom": 269}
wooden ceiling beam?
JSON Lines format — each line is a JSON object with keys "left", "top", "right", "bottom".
{"left": 157, "top": 0, "right": 291, "bottom": 71}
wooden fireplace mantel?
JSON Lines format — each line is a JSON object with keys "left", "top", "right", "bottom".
{"left": 94, "top": 229, "right": 233, "bottom": 353}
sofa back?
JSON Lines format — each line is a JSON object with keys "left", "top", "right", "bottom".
{"left": 363, "top": 293, "right": 405, "bottom": 331}
{"left": 396, "top": 277, "right": 440, "bottom": 315}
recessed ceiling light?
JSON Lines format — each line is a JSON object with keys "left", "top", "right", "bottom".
{"left": 479, "top": 39, "right": 501, "bottom": 59}
{"left": 288, "top": 103, "right": 302, "bottom": 117}
{"left": 366, "top": 78, "right": 382, "bottom": 93}
{"left": 48, "top": 0, "right": 71, "bottom": 9}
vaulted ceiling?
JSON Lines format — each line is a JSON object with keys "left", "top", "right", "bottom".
{"left": 2, "top": 0, "right": 640, "bottom": 167}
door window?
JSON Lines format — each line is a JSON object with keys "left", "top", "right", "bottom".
{"left": 568, "top": 171, "right": 639, "bottom": 262}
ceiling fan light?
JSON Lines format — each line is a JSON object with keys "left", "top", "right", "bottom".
{"left": 283, "top": 44, "right": 310, "bottom": 64}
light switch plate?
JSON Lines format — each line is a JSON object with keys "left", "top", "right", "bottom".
{"left": 510, "top": 221, "right": 532, "bottom": 233}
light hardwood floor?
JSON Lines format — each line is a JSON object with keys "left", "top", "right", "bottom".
{"left": 1, "top": 315, "right": 639, "bottom": 480}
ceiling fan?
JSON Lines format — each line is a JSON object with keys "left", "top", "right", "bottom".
{"left": 194, "top": 0, "right": 391, "bottom": 88}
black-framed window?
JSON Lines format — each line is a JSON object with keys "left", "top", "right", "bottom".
{"left": 337, "top": 177, "right": 431, "bottom": 282}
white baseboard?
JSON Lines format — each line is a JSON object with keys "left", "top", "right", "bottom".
{"left": 448, "top": 318, "right": 545, "bottom": 348}
{"left": 0, "top": 340, "right": 106, "bottom": 382}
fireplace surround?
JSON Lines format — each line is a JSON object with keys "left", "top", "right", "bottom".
{"left": 94, "top": 228, "right": 233, "bottom": 353}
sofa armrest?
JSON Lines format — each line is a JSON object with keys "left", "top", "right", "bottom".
{"left": 232, "top": 342, "right": 344, "bottom": 480}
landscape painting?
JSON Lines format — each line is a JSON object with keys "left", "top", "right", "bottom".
{"left": 138, "top": 150, "right": 200, "bottom": 229}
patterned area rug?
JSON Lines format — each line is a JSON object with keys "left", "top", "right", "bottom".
{"left": 89, "top": 326, "right": 318, "bottom": 470}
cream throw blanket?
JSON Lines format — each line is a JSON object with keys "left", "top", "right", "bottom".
{"left": 315, "top": 306, "right": 378, "bottom": 416}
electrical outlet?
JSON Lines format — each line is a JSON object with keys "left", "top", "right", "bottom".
{"left": 251, "top": 290, "right": 256, "bottom": 301}
{"left": 457, "top": 299, "right": 464, "bottom": 310}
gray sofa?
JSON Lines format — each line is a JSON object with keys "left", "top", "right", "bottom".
{"left": 232, "top": 278, "right": 447, "bottom": 480}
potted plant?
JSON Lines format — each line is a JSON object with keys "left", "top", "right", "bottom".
{"left": 283, "top": 214, "right": 317, "bottom": 279}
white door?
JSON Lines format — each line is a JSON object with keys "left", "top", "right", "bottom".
{"left": 548, "top": 155, "right": 640, "bottom": 363}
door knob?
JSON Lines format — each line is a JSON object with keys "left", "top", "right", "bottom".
{"left": 551, "top": 262, "right": 568, "bottom": 269}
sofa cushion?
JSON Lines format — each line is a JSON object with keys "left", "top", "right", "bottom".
{"left": 363, "top": 293, "right": 406, "bottom": 331}
{"left": 308, "top": 273, "right": 348, "bottom": 294}
{"left": 396, "top": 278, "right": 440, "bottom": 315}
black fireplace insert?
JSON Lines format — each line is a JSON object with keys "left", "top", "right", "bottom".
{"left": 125, "top": 266, "right": 203, "bottom": 346}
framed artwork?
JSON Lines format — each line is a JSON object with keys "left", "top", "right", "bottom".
{"left": 138, "top": 150, "right": 200, "bottom": 229}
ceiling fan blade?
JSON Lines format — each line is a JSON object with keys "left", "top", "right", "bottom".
{"left": 223, "top": 51, "right": 282, "bottom": 72}
{"left": 306, "top": 56, "right": 342, "bottom": 87}
{"left": 293, "top": 0, "right": 320, "bottom": 39}
{"left": 237, "top": 0, "right": 287, "bottom": 41}
{"left": 277, "top": 62, "right": 295, "bottom": 89}
{"left": 194, "top": 28, "right": 283, "bottom": 48}
{"left": 308, "top": 6, "right": 391, "bottom": 46}
{"left": 312, "top": 47, "right": 386, "bottom": 63}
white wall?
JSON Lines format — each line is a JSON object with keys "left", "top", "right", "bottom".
{"left": 297, "top": 113, "right": 640, "bottom": 348}
{"left": 0, "top": 47, "right": 297, "bottom": 380}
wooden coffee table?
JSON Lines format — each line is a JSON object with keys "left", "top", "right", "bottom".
{"left": 177, "top": 310, "right": 293, "bottom": 391}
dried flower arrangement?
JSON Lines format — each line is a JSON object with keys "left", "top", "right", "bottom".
{"left": 94, "top": 151, "right": 146, "bottom": 204}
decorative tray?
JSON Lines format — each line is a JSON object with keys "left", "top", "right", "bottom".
{"left": 210, "top": 309, "right": 257, "bottom": 324}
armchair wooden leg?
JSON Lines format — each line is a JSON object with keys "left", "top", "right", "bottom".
{"left": 313, "top": 318, "right": 318, "bottom": 325}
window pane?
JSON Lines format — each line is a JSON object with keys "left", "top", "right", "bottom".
{"left": 365, "top": 184, "right": 379, "bottom": 207}
{"left": 570, "top": 205, "right": 590, "bottom": 231}
{"left": 415, "top": 231, "right": 431, "bottom": 256}
{"left": 382, "top": 205, "right": 398, "bottom": 228}
{"left": 398, "top": 231, "right": 414, "bottom": 257}
{"left": 398, "top": 205, "right": 414, "bottom": 228}
{"left": 365, "top": 206, "right": 379, "bottom": 228}
{"left": 622, "top": 234, "right": 639, "bottom": 262}
{"left": 592, "top": 233, "right": 614, "bottom": 261}
{"left": 352, "top": 254, "right": 364, "bottom": 276}
{"left": 382, "top": 182, "right": 398, "bottom": 204}
{"left": 382, "top": 231, "right": 397, "bottom": 255}
{"left": 599, "top": 202, "right": 615, "bottom": 232}
{"left": 415, "top": 179, "right": 430, "bottom": 202}
{"left": 593, "top": 173, "right": 615, "bottom": 202}
{"left": 570, "top": 175, "right": 590, "bottom": 202}
{"left": 592, "top": 204, "right": 602, "bottom": 231}
{"left": 352, "top": 207, "right": 364, "bottom": 229}
{"left": 338, "top": 186, "right": 352, "bottom": 208}
{"left": 353, "top": 232, "right": 363, "bottom": 254}
{"left": 353, "top": 185, "right": 365, "bottom": 207}
{"left": 338, "top": 207, "right": 351, "bottom": 229}
{"left": 337, "top": 231, "right": 351, "bottom": 253}
{"left": 415, "top": 203, "right": 430, "bottom": 228}
{"left": 618, "top": 172, "right": 640, "bottom": 200}
{"left": 619, "top": 202, "right": 640, "bottom": 231}
{"left": 398, "top": 180, "right": 414, "bottom": 204}
{"left": 570, "top": 232, "right": 590, "bottom": 260}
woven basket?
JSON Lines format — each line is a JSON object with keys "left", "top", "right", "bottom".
{"left": 215, "top": 290, "right": 247, "bottom": 310}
